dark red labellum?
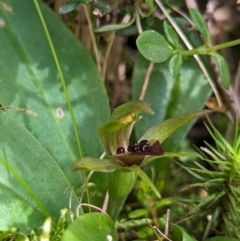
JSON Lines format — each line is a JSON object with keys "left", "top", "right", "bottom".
{"left": 114, "top": 140, "right": 164, "bottom": 166}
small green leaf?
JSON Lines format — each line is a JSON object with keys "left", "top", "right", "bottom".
{"left": 163, "top": 21, "right": 181, "bottom": 48}
{"left": 72, "top": 158, "right": 120, "bottom": 172}
{"left": 172, "top": 224, "right": 198, "bottom": 241}
{"left": 189, "top": 8, "right": 210, "bottom": 44}
{"left": 62, "top": 213, "right": 118, "bottom": 241}
{"left": 211, "top": 53, "right": 230, "bottom": 89}
{"left": 58, "top": 0, "right": 88, "bottom": 14}
{"left": 141, "top": 110, "right": 211, "bottom": 143}
{"left": 94, "top": 17, "right": 135, "bottom": 33}
{"left": 168, "top": 53, "right": 183, "bottom": 78}
{"left": 128, "top": 208, "right": 148, "bottom": 219}
{"left": 108, "top": 170, "right": 137, "bottom": 221}
{"left": 136, "top": 30, "right": 173, "bottom": 63}
{"left": 92, "top": 2, "right": 110, "bottom": 13}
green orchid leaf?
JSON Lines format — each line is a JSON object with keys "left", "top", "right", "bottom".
{"left": 136, "top": 30, "right": 173, "bottom": 63}
{"left": 140, "top": 110, "right": 211, "bottom": 143}
{"left": 72, "top": 158, "right": 120, "bottom": 172}
{"left": 94, "top": 16, "right": 135, "bottom": 33}
{"left": 0, "top": 113, "right": 79, "bottom": 232}
{"left": 62, "top": 213, "right": 117, "bottom": 241}
{"left": 211, "top": 53, "right": 230, "bottom": 89}
{"left": 172, "top": 224, "right": 198, "bottom": 241}
{"left": 58, "top": 0, "right": 88, "bottom": 14}
{"left": 189, "top": 8, "right": 210, "bottom": 44}
{"left": 168, "top": 53, "right": 183, "bottom": 78}
{"left": 129, "top": 165, "right": 161, "bottom": 199}
{"left": 107, "top": 170, "right": 137, "bottom": 221}
{"left": 141, "top": 151, "right": 202, "bottom": 166}
{"left": 163, "top": 21, "right": 181, "bottom": 49}
{"left": 98, "top": 101, "right": 154, "bottom": 155}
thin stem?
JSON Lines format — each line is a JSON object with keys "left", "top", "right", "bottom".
{"left": 135, "top": 11, "right": 143, "bottom": 34}
{"left": 139, "top": 62, "right": 154, "bottom": 100}
{"left": 180, "top": 38, "right": 240, "bottom": 57}
{"left": 206, "top": 39, "right": 240, "bottom": 52}
{"left": 102, "top": 32, "right": 115, "bottom": 81}
{"left": 83, "top": 5, "right": 101, "bottom": 73}
{"left": 154, "top": 0, "right": 223, "bottom": 108}
{"left": 135, "top": 9, "right": 154, "bottom": 101}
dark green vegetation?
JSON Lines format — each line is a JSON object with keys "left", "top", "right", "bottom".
{"left": 1, "top": 0, "right": 240, "bottom": 240}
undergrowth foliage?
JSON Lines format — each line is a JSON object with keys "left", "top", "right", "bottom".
{"left": 178, "top": 120, "right": 240, "bottom": 240}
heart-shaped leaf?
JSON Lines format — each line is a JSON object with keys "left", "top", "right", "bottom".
{"left": 62, "top": 213, "right": 117, "bottom": 241}
{"left": 136, "top": 30, "right": 173, "bottom": 63}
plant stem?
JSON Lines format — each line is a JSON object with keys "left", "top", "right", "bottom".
{"left": 154, "top": 0, "right": 223, "bottom": 108}
{"left": 180, "top": 38, "right": 240, "bottom": 56}
{"left": 206, "top": 39, "right": 240, "bottom": 52}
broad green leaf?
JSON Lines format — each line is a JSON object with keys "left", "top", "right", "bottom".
{"left": 141, "top": 110, "right": 211, "bottom": 143}
{"left": 62, "top": 213, "right": 117, "bottom": 241}
{"left": 163, "top": 21, "right": 181, "bottom": 48}
{"left": 168, "top": 53, "right": 183, "bottom": 78}
{"left": 211, "top": 53, "right": 230, "bottom": 89}
{"left": 172, "top": 224, "right": 198, "bottom": 241}
{"left": 0, "top": 0, "right": 110, "bottom": 186}
{"left": 94, "top": 17, "right": 135, "bottom": 33}
{"left": 0, "top": 113, "right": 79, "bottom": 232}
{"left": 205, "top": 237, "right": 239, "bottom": 241}
{"left": 58, "top": 0, "right": 88, "bottom": 14}
{"left": 107, "top": 170, "right": 137, "bottom": 221}
{"left": 136, "top": 30, "right": 173, "bottom": 63}
{"left": 72, "top": 157, "right": 120, "bottom": 172}
{"left": 189, "top": 8, "right": 210, "bottom": 44}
